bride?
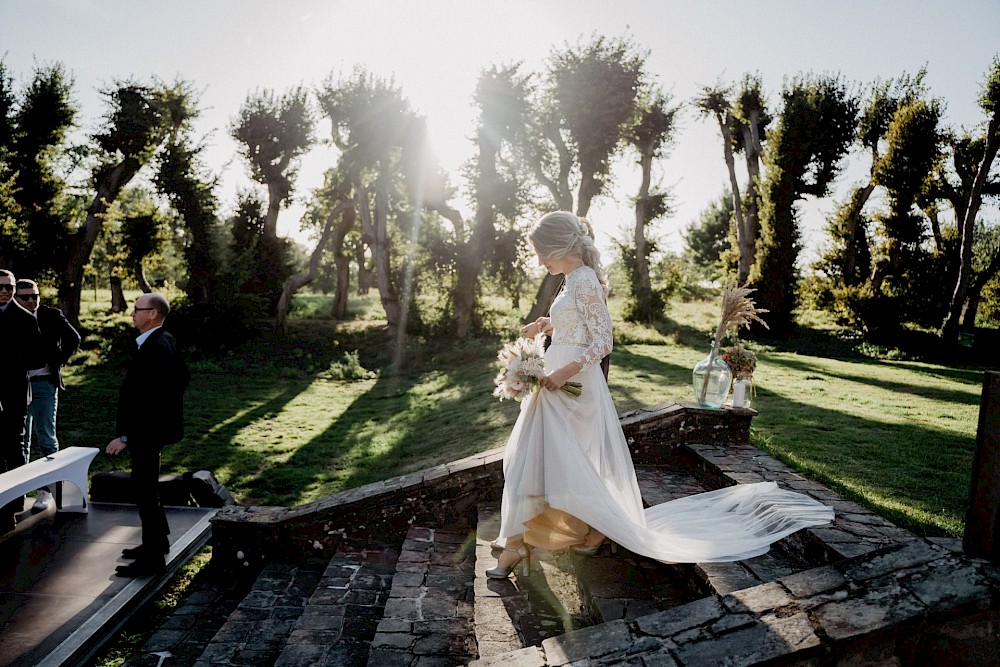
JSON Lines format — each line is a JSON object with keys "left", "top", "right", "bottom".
{"left": 487, "top": 211, "right": 833, "bottom": 578}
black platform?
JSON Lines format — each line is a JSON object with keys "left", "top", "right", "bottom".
{"left": 0, "top": 499, "right": 214, "bottom": 667}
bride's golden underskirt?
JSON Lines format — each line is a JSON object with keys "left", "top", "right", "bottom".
{"left": 522, "top": 505, "right": 590, "bottom": 551}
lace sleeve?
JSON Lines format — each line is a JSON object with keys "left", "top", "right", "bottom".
{"left": 572, "top": 272, "right": 613, "bottom": 367}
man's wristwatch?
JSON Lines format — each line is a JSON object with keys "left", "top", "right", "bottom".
{"left": 119, "top": 436, "right": 128, "bottom": 444}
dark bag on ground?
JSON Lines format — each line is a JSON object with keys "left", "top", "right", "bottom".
{"left": 90, "top": 470, "right": 234, "bottom": 507}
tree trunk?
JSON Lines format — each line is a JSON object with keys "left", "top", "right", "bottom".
{"left": 633, "top": 140, "right": 654, "bottom": 294}
{"left": 331, "top": 207, "right": 356, "bottom": 320}
{"left": 109, "top": 275, "right": 126, "bottom": 313}
{"left": 276, "top": 198, "right": 356, "bottom": 329}
{"left": 842, "top": 183, "right": 876, "bottom": 285}
{"left": 133, "top": 259, "right": 152, "bottom": 294}
{"left": 365, "top": 183, "right": 400, "bottom": 336}
{"left": 962, "top": 241, "right": 1000, "bottom": 329}
{"left": 264, "top": 180, "right": 284, "bottom": 241}
{"left": 715, "top": 112, "right": 748, "bottom": 285}
{"left": 741, "top": 110, "right": 764, "bottom": 278}
{"left": 58, "top": 158, "right": 141, "bottom": 325}
{"left": 942, "top": 112, "right": 1000, "bottom": 343}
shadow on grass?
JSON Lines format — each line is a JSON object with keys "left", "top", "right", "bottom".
{"left": 764, "top": 354, "right": 983, "bottom": 405}
{"left": 751, "top": 381, "right": 976, "bottom": 537}
{"left": 606, "top": 347, "right": 693, "bottom": 411}
{"left": 237, "top": 350, "right": 514, "bottom": 504}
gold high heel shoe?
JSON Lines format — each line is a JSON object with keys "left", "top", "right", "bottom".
{"left": 486, "top": 546, "right": 530, "bottom": 578}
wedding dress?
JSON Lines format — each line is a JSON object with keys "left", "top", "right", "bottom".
{"left": 496, "top": 266, "right": 833, "bottom": 562}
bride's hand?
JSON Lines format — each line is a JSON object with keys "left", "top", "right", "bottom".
{"left": 541, "top": 363, "right": 580, "bottom": 390}
{"left": 519, "top": 317, "right": 551, "bottom": 338}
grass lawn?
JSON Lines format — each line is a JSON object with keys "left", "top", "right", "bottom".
{"left": 59, "top": 291, "right": 988, "bottom": 538}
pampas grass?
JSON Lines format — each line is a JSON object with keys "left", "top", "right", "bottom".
{"left": 712, "top": 284, "right": 769, "bottom": 349}
{"left": 698, "top": 284, "right": 769, "bottom": 404}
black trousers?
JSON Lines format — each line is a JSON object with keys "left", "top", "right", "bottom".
{"left": 129, "top": 443, "right": 170, "bottom": 553}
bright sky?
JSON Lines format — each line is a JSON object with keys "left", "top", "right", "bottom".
{"left": 2, "top": 0, "right": 998, "bottom": 263}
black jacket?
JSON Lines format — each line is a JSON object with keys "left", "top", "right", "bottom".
{"left": 115, "top": 328, "right": 190, "bottom": 448}
{"left": 0, "top": 300, "right": 44, "bottom": 415}
{"left": 33, "top": 304, "right": 81, "bottom": 389}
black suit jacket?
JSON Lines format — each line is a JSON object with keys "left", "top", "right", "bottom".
{"left": 34, "top": 304, "right": 81, "bottom": 389}
{"left": 0, "top": 300, "right": 44, "bottom": 416}
{"left": 116, "top": 328, "right": 190, "bottom": 448}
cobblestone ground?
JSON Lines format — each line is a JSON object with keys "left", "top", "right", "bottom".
{"left": 369, "top": 526, "right": 478, "bottom": 666}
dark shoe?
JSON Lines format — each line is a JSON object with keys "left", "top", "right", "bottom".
{"left": 122, "top": 544, "right": 169, "bottom": 559}
{"left": 115, "top": 558, "right": 165, "bottom": 578}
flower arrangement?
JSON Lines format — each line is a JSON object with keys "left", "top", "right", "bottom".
{"left": 697, "top": 284, "right": 769, "bottom": 405}
{"left": 722, "top": 344, "right": 757, "bottom": 376}
{"left": 493, "top": 337, "right": 582, "bottom": 401}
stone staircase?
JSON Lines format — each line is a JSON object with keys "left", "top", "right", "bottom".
{"left": 114, "top": 404, "right": 1000, "bottom": 665}
{"left": 123, "top": 464, "right": 726, "bottom": 666}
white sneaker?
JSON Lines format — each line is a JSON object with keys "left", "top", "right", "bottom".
{"left": 32, "top": 491, "right": 52, "bottom": 511}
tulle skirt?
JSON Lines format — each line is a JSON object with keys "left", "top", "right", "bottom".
{"left": 496, "top": 344, "right": 834, "bottom": 562}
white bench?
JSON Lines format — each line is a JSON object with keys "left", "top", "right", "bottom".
{"left": 0, "top": 446, "right": 100, "bottom": 514}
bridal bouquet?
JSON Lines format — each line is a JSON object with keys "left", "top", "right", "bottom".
{"left": 492, "top": 337, "right": 582, "bottom": 401}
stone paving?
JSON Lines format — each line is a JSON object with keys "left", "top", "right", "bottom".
{"left": 469, "top": 537, "right": 1000, "bottom": 666}
{"left": 273, "top": 549, "right": 396, "bottom": 666}
{"left": 368, "top": 525, "right": 478, "bottom": 666}
{"left": 186, "top": 558, "right": 326, "bottom": 666}
{"left": 121, "top": 564, "right": 258, "bottom": 667}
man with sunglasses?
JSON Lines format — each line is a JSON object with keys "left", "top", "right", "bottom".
{"left": 0, "top": 270, "right": 44, "bottom": 534}
{"left": 15, "top": 280, "right": 81, "bottom": 511}
{"left": 105, "top": 293, "right": 189, "bottom": 576}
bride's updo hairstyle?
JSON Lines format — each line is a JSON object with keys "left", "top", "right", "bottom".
{"left": 528, "top": 211, "right": 608, "bottom": 294}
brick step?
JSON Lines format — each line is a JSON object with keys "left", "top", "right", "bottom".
{"left": 273, "top": 548, "right": 398, "bottom": 665}
{"left": 193, "top": 558, "right": 328, "bottom": 665}
{"left": 188, "top": 545, "right": 398, "bottom": 667}
{"left": 474, "top": 505, "right": 594, "bottom": 660}
{"left": 368, "top": 525, "right": 478, "bottom": 665}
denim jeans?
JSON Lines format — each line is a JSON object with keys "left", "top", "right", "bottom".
{"left": 23, "top": 378, "right": 59, "bottom": 463}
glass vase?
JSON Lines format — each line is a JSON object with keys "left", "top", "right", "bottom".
{"left": 692, "top": 345, "right": 733, "bottom": 408}
{"left": 731, "top": 374, "right": 753, "bottom": 409}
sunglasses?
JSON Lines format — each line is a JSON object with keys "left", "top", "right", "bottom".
{"left": 15, "top": 293, "right": 39, "bottom": 301}
{"left": 0, "top": 285, "right": 13, "bottom": 292}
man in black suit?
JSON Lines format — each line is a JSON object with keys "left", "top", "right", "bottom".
{"left": 106, "top": 293, "right": 189, "bottom": 576}
{"left": 15, "top": 280, "right": 82, "bottom": 511}
{"left": 0, "top": 269, "right": 44, "bottom": 534}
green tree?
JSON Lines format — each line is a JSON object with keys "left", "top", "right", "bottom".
{"left": 622, "top": 88, "right": 678, "bottom": 321}
{"left": 0, "top": 62, "right": 77, "bottom": 276}
{"left": 813, "top": 71, "right": 936, "bottom": 330}
{"left": 0, "top": 61, "right": 24, "bottom": 266}
{"left": 314, "top": 68, "right": 424, "bottom": 338}
{"left": 684, "top": 190, "right": 734, "bottom": 280}
{"left": 696, "top": 76, "right": 770, "bottom": 286}
{"left": 522, "top": 35, "right": 647, "bottom": 320}
{"left": 941, "top": 57, "right": 1000, "bottom": 341}
{"left": 231, "top": 87, "right": 315, "bottom": 241}
{"left": 422, "top": 64, "right": 532, "bottom": 338}
{"left": 276, "top": 169, "right": 356, "bottom": 327}
{"left": 865, "top": 97, "right": 945, "bottom": 330}
{"left": 155, "top": 124, "right": 222, "bottom": 307}
{"left": 59, "top": 80, "right": 193, "bottom": 323}
{"left": 751, "top": 74, "right": 858, "bottom": 334}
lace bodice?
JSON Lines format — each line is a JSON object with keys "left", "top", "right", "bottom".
{"left": 549, "top": 266, "right": 613, "bottom": 367}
